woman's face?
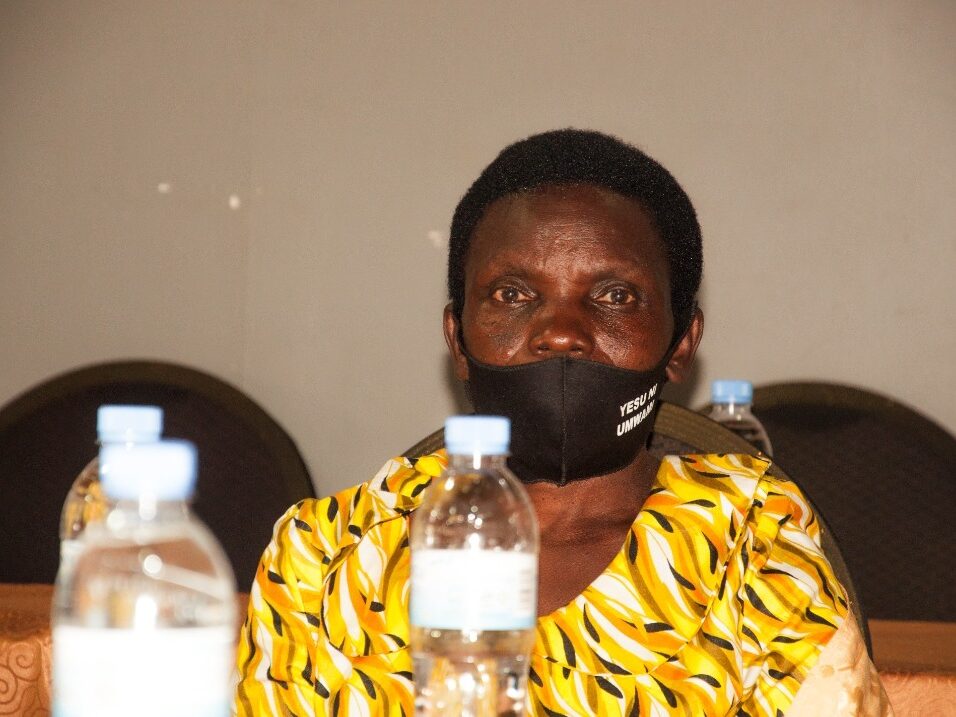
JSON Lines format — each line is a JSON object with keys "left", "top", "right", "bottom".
{"left": 444, "top": 183, "right": 701, "bottom": 380}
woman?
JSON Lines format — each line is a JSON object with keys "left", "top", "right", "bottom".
{"left": 234, "top": 130, "right": 889, "bottom": 715}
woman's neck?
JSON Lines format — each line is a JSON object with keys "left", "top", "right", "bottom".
{"left": 524, "top": 449, "right": 660, "bottom": 541}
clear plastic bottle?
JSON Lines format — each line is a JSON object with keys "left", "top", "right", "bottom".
{"left": 708, "top": 379, "right": 773, "bottom": 457}
{"left": 58, "top": 404, "right": 163, "bottom": 577}
{"left": 52, "top": 440, "right": 237, "bottom": 717}
{"left": 410, "top": 415, "right": 539, "bottom": 717}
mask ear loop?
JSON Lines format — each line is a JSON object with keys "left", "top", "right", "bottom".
{"left": 456, "top": 310, "right": 466, "bottom": 352}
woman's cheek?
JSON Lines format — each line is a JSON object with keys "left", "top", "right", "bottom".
{"left": 464, "top": 312, "right": 525, "bottom": 362}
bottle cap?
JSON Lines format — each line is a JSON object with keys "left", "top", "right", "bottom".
{"left": 100, "top": 439, "right": 197, "bottom": 501}
{"left": 445, "top": 415, "right": 510, "bottom": 455}
{"left": 711, "top": 380, "right": 753, "bottom": 404}
{"left": 97, "top": 405, "right": 164, "bottom": 443}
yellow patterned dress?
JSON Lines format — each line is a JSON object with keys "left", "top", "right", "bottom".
{"left": 234, "top": 453, "right": 848, "bottom": 716}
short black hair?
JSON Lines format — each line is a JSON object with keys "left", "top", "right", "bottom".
{"left": 448, "top": 128, "right": 702, "bottom": 339}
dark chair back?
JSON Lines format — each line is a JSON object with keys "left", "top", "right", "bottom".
{"left": 751, "top": 381, "right": 956, "bottom": 622}
{"left": 0, "top": 360, "right": 315, "bottom": 587}
{"left": 402, "top": 402, "right": 871, "bottom": 654}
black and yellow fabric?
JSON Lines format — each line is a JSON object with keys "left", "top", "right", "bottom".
{"left": 235, "top": 452, "right": 848, "bottom": 716}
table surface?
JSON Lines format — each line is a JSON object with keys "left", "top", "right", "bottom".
{"left": 0, "top": 583, "right": 249, "bottom": 717}
{"left": 869, "top": 618, "right": 956, "bottom": 674}
{"left": 1, "top": 583, "right": 954, "bottom": 717}
{"left": 0, "top": 584, "right": 53, "bottom": 717}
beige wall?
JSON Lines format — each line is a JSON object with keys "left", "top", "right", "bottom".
{"left": 2, "top": 1, "right": 954, "bottom": 496}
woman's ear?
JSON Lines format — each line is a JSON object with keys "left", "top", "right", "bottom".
{"left": 443, "top": 303, "right": 470, "bottom": 381}
{"left": 666, "top": 306, "right": 704, "bottom": 383}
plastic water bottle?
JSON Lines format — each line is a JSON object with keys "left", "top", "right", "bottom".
{"left": 58, "top": 404, "right": 163, "bottom": 577}
{"left": 52, "top": 440, "right": 236, "bottom": 717}
{"left": 410, "top": 416, "right": 539, "bottom": 717}
{"left": 708, "top": 380, "right": 773, "bottom": 457}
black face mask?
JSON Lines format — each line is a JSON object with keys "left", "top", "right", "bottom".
{"left": 464, "top": 351, "right": 670, "bottom": 485}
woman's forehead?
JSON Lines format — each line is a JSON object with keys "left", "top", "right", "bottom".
{"left": 466, "top": 184, "right": 666, "bottom": 274}
{"left": 484, "top": 183, "right": 645, "bottom": 218}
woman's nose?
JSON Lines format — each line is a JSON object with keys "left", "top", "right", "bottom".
{"left": 529, "top": 303, "right": 593, "bottom": 357}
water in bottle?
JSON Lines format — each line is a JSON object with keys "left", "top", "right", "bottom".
{"left": 58, "top": 404, "right": 163, "bottom": 577}
{"left": 708, "top": 379, "right": 773, "bottom": 456}
{"left": 410, "top": 415, "right": 539, "bottom": 717}
{"left": 52, "top": 439, "right": 236, "bottom": 717}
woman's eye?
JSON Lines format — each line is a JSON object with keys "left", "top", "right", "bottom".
{"left": 597, "top": 287, "right": 636, "bottom": 305}
{"left": 491, "top": 286, "right": 527, "bottom": 303}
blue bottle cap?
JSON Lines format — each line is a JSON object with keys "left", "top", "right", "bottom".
{"left": 100, "top": 439, "right": 197, "bottom": 501}
{"left": 445, "top": 415, "right": 510, "bottom": 455}
{"left": 97, "top": 405, "right": 163, "bottom": 443}
{"left": 711, "top": 380, "right": 753, "bottom": 404}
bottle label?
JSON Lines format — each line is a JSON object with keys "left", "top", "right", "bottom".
{"left": 52, "top": 625, "right": 234, "bottom": 717}
{"left": 410, "top": 549, "right": 537, "bottom": 630}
